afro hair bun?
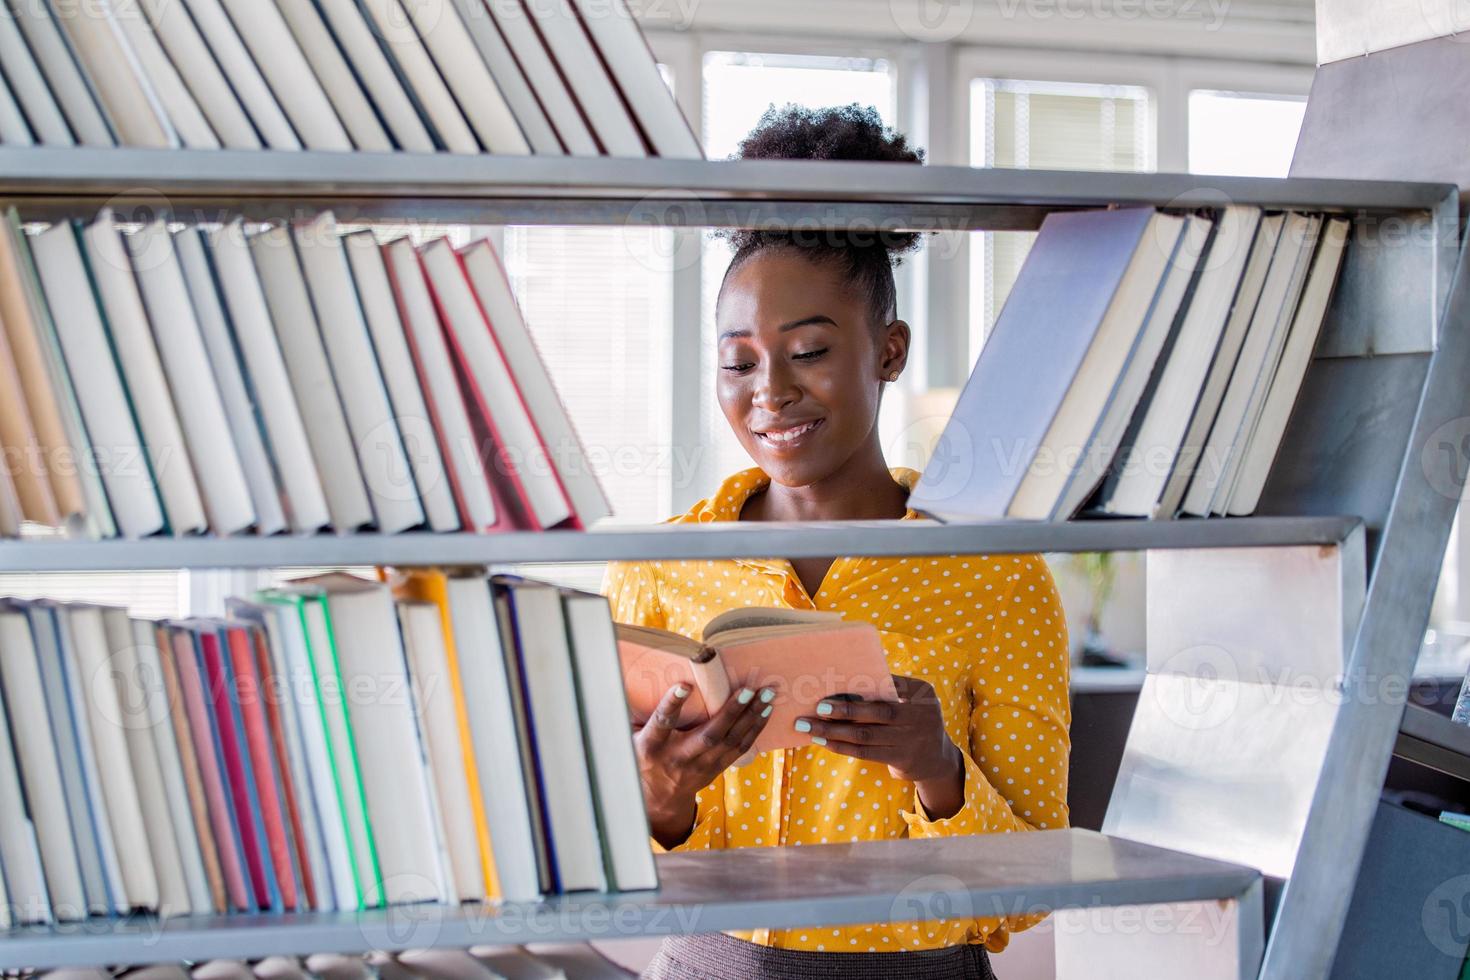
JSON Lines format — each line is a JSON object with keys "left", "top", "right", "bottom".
{"left": 717, "top": 103, "right": 927, "bottom": 260}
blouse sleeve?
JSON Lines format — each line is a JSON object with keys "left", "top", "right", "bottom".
{"left": 602, "top": 559, "right": 729, "bottom": 854}
{"left": 901, "top": 555, "right": 1072, "bottom": 839}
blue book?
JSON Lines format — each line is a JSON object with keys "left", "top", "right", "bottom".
{"left": 910, "top": 207, "right": 1180, "bottom": 521}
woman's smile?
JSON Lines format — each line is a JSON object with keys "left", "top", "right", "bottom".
{"left": 752, "top": 417, "right": 825, "bottom": 449}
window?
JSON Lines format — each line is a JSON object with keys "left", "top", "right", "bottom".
{"left": 1188, "top": 90, "right": 1307, "bottom": 178}
{"left": 700, "top": 51, "right": 898, "bottom": 484}
{"left": 969, "top": 79, "right": 1154, "bottom": 352}
{"left": 0, "top": 568, "right": 186, "bottom": 619}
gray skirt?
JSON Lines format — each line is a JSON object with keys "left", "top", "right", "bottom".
{"left": 639, "top": 932, "right": 997, "bottom": 980}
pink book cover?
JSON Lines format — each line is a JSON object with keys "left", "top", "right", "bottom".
{"left": 419, "top": 241, "right": 570, "bottom": 530}
{"left": 458, "top": 240, "right": 594, "bottom": 529}
{"left": 618, "top": 619, "right": 899, "bottom": 755}
{"left": 167, "top": 626, "right": 251, "bottom": 911}
{"left": 383, "top": 238, "right": 515, "bottom": 533}
{"left": 198, "top": 626, "right": 270, "bottom": 910}
{"left": 226, "top": 624, "right": 300, "bottom": 911}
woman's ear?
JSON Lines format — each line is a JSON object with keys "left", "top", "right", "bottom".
{"left": 879, "top": 319, "right": 912, "bottom": 383}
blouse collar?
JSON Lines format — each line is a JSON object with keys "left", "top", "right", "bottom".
{"left": 686, "top": 465, "right": 926, "bottom": 524}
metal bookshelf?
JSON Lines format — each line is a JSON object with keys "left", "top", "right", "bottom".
{"left": 0, "top": 832, "right": 1261, "bottom": 970}
{"left": 0, "top": 515, "right": 1362, "bottom": 571}
{"left": 0, "top": 49, "right": 1467, "bottom": 973}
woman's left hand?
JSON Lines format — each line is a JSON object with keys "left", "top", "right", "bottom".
{"left": 794, "top": 674, "right": 966, "bottom": 819}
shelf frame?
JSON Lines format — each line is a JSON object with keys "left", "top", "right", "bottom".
{"left": 0, "top": 830, "right": 1261, "bottom": 970}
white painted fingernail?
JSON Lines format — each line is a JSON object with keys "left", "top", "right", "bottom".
{"left": 812, "top": 736, "right": 827, "bottom": 746}
{"left": 737, "top": 688, "right": 755, "bottom": 705}
{"left": 816, "top": 702, "right": 833, "bottom": 716}
{"left": 761, "top": 705, "right": 773, "bottom": 718}
{"left": 759, "top": 688, "right": 776, "bottom": 704}
{"left": 673, "top": 684, "right": 690, "bottom": 699}
{"left": 794, "top": 719, "right": 812, "bottom": 733}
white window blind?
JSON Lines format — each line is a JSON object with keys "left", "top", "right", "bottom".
{"left": 969, "top": 79, "right": 1153, "bottom": 354}
{"left": 1188, "top": 90, "right": 1306, "bottom": 178}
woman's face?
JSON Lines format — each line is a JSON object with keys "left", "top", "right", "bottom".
{"left": 715, "top": 249, "right": 908, "bottom": 488}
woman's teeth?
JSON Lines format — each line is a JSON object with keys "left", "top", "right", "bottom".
{"left": 759, "top": 420, "right": 822, "bottom": 444}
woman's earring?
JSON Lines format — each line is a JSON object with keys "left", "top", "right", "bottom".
{"left": 886, "top": 371, "right": 901, "bottom": 382}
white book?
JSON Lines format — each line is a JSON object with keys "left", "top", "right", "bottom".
{"left": 397, "top": 601, "right": 485, "bottom": 901}
{"left": 174, "top": 228, "right": 287, "bottom": 535}
{"left": 421, "top": 240, "right": 572, "bottom": 529}
{"left": 296, "top": 574, "right": 444, "bottom": 906}
{"left": 137, "top": 0, "right": 260, "bottom": 149}
{"left": 461, "top": 241, "right": 610, "bottom": 525}
{"left": 521, "top": 0, "right": 643, "bottom": 156}
{"left": 1007, "top": 212, "right": 1187, "bottom": 521}
{"left": 1228, "top": 218, "right": 1351, "bottom": 515}
{"left": 29, "top": 222, "right": 165, "bottom": 539}
{"left": 444, "top": 574, "right": 541, "bottom": 902}
{"left": 52, "top": 605, "right": 128, "bottom": 914}
{"left": 1102, "top": 207, "right": 1264, "bottom": 518}
{"left": 130, "top": 618, "right": 214, "bottom": 917}
{"left": 49, "top": 0, "right": 174, "bottom": 146}
{"left": 293, "top": 219, "right": 424, "bottom": 533}
{"left": 22, "top": 601, "right": 110, "bottom": 915}
{"left": 6, "top": 0, "right": 113, "bottom": 144}
{"left": 208, "top": 222, "right": 329, "bottom": 533}
{"left": 180, "top": 0, "right": 299, "bottom": 149}
{"left": 500, "top": 580, "right": 607, "bottom": 893}
{"left": 0, "top": 11, "right": 72, "bottom": 144}
{"left": 102, "top": 608, "right": 190, "bottom": 917}
{"left": 1156, "top": 213, "right": 1284, "bottom": 519}
{"left": 109, "top": 1, "right": 218, "bottom": 148}
{"left": 384, "top": 238, "right": 496, "bottom": 531}
{"left": 343, "top": 232, "right": 459, "bottom": 532}
{"left": 67, "top": 605, "right": 159, "bottom": 911}
{"left": 312, "top": 0, "right": 435, "bottom": 153}
{"left": 272, "top": 0, "right": 391, "bottom": 152}
{"left": 561, "top": 590, "right": 658, "bottom": 891}
{"left": 486, "top": 0, "right": 597, "bottom": 155}
{"left": 226, "top": 599, "right": 335, "bottom": 912}
{"left": 447, "top": 0, "right": 562, "bottom": 154}
{"left": 253, "top": 596, "right": 356, "bottom": 912}
{"left": 0, "top": 611, "right": 54, "bottom": 924}
{"left": 571, "top": 0, "right": 700, "bottom": 158}
{"left": 250, "top": 225, "right": 374, "bottom": 532}
{"left": 356, "top": 0, "right": 479, "bottom": 153}
{"left": 82, "top": 211, "right": 208, "bottom": 536}
{"left": 1184, "top": 213, "right": 1320, "bottom": 516}
{"left": 1052, "top": 214, "right": 1211, "bottom": 521}
{"left": 215, "top": 0, "right": 351, "bottom": 151}
{"left": 0, "top": 70, "right": 32, "bottom": 143}
{"left": 0, "top": 460, "right": 19, "bottom": 536}
{"left": 395, "top": 0, "right": 528, "bottom": 154}
{"left": 128, "top": 222, "right": 256, "bottom": 536}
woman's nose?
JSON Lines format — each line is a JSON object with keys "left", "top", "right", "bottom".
{"left": 751, "top": 360, "right": 800, "bottom": 412}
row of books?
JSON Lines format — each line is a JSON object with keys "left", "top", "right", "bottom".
{"left": 0, "top": 0, "right": 699, "bottom": 157}
{"left": 0, "top": 209, "right": 610, "bottom": 539}
{"left": 911, "top": 205, "right": 1351, "bottom": 521}
{"left": 0, "top": 570, "right": 656, "bottom": 929}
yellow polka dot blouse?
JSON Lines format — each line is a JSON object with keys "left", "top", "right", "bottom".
{"left": 602, "top": 466, "right": 1072, "bottom": 954}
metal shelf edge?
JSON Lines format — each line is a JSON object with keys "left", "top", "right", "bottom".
{"left": 0, "top": 516, "right": 1363, "bottom": 571}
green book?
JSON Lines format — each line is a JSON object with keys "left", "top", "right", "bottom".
{"left": 259, "top": 590, "right": 382, "bottom": 910}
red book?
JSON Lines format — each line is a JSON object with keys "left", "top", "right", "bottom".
{"left": 418, "top": 239, "right": 573, "bottom": 530}
{"left": 250, "top": 624, "right": 318, "bottom": 910}
{"left": 197, "top": 625, "right": 272, "bottom": 910}
{"left": 382, "top": 237, "right": 517, "bottom": 533}
{"left": 167, "top": 625, "right": 252, "bottom": 912}
{"left": 226, "top": 624, "right": 300, "bottom": 912}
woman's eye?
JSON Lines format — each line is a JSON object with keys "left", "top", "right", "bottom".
{"left": 721, "top": 362, "right": 755, "bottom": 373}
{"left": 794, "top": 348, "right": 829, "bottom": 361}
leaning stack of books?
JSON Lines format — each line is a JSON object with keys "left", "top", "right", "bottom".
{"left": 0, "top": 209, "right": 609, "bottom": 540}
{"left": 0, "top": 0, "right": 698, "bottom": 157}
{"left": 0, "top": 570, "right": 654, "bottom": 927}
{"left": 910, "top": 206, "right": 1351, "bottom": 522}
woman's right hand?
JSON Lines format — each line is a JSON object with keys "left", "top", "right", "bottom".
{"left": 634, "top": 684, "right": 774, "bottom": 850}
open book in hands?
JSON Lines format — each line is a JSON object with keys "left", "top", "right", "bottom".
{"left": 617, "top": 607, "right": 899, "bottom": 754}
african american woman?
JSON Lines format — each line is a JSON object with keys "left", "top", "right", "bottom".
{"left": 602, "top": 104, "right": 1072, "bottom": 980}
